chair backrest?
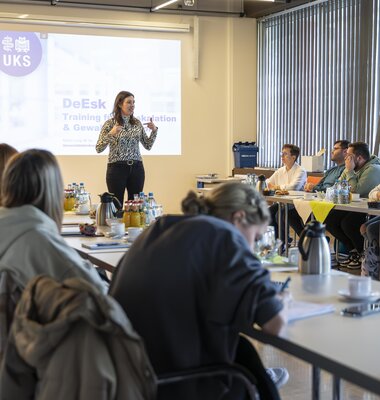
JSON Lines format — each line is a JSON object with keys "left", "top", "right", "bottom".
{"left": 307, "top": 176, "right": 322, "bottom": 186}
{"left": 157, "top": 363, "right": 260, "bottom": 399}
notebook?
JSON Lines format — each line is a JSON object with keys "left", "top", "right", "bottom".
{"left": 81, "top": 242, "right": 131, "bottom": 250}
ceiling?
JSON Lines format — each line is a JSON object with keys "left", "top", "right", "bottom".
{"left": 244, "top": 0, "right": 311, "bottom": 18}
{"left": 0, "top": 0, "right": 313, "bottom": 18}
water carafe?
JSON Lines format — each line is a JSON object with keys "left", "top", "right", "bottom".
{"left": 96, "top": 192, "right": 122, "bottom": 234}
{"left": 298, "top": 221, "right": 331, "bottom": 274}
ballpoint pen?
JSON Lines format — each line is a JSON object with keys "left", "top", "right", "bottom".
{"left": 280, "top": 277, "right": 291, "bottom": 292}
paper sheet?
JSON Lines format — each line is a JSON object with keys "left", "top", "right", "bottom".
{"left": 288, "top": 301, "right": 335, "bottom": 322}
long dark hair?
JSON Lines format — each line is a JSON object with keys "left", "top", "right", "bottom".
{"left": 1, "top": 149, "right": 64, "bottom": 228}
{"left": 112, "top": 91, "right": 138, "bottom": 126}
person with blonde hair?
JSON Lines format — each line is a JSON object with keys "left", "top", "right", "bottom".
{"left": 110, "top": 182, "right": 289, "bottom": 400}
{"left": 0, "top": 149, "right": 106, "bottom": 292}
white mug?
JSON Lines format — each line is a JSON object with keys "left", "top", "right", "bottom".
{"left": 348, "top": 276, "right": 371, "bottom": 297}
{"left": 78, "top": 204, "right": 90, "bottom": 214}
{"left": 351, "top": 193, "right": 360, "bottom": 201}
{"left": 304, "top": 192, "right": 314, "bottom": 200}
{"left": 127, "top": 227, "right": 143, "bottom": 242}
{"left": 110, "top": 222, "right": 125, "bottom": 236}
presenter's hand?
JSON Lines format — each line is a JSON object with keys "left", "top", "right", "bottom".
{"left": 377, "top": 191, "right": 380, "bottom": 201}
{"left": 144, "top": 117, "right": 158, "bottom": 132}
{"left": 110, "top": 124, "right": 122, "bottom": 136}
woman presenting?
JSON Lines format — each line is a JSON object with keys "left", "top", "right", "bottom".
{"left": 96, "top": 91, "right": 158, "bottom": 205}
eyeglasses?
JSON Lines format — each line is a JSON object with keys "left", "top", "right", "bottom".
{"left": 280, "top": 152, "right": 291, "bottom": 157}
{"left": 332, "top": 147, "right": 343, "bottom": 151}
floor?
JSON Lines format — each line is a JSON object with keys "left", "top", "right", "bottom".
{"left": 255, "top": 341, "right": 380, "bottom": 400}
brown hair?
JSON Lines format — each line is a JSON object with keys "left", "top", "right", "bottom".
{"left": 282, "top": 144, "right": 300, "bottom": 160}
{"left": 0, "top": 143, "right": 17, "bottom": 194}
{"left": 181, "top": 182, "right": 270, "bottom": 226}
{"left": 1, "top": 149, "right": 64, "bottom": 228}
{"left": 349, "top": 142, "right": 370, "bottom": 161}
{"left": 112, "top": 91, "right": 138, "bottom": 126}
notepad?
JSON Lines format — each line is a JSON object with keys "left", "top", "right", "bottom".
{"left": 288, "top": 301, "right": 335, "bottom": 322}
{"left": 81, "top": 242, "right": 131, "bottom": 250}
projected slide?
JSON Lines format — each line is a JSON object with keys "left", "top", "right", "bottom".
{"left": 0, "top": 30, "right": 181, "bottom": 155}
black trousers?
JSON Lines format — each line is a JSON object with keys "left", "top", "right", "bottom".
{"left": 106, "top": 161, "right": 145, "bottom": 206}
{"left": 324, "top": 210, "right": 366, "bottom": 253}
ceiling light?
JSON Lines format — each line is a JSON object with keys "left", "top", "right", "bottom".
{"left": 184, "top": 0, "right": 195, "bottom": 6}
{"left": 0, "top": 12, "right": 190, "bottom": 32}
{"left": 151, "top": 0, "right": 179, "bottom": 12}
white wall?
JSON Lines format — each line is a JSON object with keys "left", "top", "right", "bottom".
{"left": 1, "top": 4, "right": 257, "bottom": 213}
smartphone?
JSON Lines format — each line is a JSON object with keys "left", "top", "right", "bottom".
{"left": 341, "top": 302, "right": 380, "bottom": 317}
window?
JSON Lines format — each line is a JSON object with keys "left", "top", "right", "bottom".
{"left": 257, "top": 0, "right": 380, "bottom": 168}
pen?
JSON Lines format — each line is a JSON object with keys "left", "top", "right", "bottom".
{"left": 280, "top": 277, "right": 291, "bottom": 292}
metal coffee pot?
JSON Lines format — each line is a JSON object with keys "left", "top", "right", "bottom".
{"left": 96, "top": 192, "right": 122, "bottom": 233}
{"left": 298, "top": 220, "right": 331, "bottom": 274}
{"left": 256, "top": 175, "right": 267, "bottom": 193}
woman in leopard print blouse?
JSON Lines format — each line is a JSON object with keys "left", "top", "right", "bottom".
{"left": 96, "top": 91, "right": 158, "bottom": 205}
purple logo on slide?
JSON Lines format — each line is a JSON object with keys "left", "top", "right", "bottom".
{"left": 0, "top": 31, "right": 42, "bottom": 77}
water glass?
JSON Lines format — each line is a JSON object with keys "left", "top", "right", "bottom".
{"left": 254, "top": 226, "right": 276, "bottom": 258}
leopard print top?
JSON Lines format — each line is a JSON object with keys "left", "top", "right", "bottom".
{"left": 95, "top": 116, "right": 157, "bottom": 163}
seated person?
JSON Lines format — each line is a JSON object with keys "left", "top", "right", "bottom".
{"left": 266, "top": 144, "right": 306, "bottom": 241}
{"left": 0, "top": 149, "right": 107, "bottom": 293}
{"left": 110, "top": 182, "right": 289, "bottom": 400}
{"left": 0, "top": 143, "right": 18, "bottom": 182}
{"left": 288, "top": 140, "right": 349, "bottom": 237}
{"left": 360, "top": 184, "right": 380, "bottom": 279}
{"left": 325, "top": 142, "right": 380, "bottom": 268}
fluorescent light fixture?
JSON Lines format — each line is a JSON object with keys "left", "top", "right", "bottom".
{"left": 0, "top": 12, "right": 190, "bottom": 33}
{"left": 152, "top": 0, "right": 179, "bottom": 12}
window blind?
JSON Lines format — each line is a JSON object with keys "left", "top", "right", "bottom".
{"left": 257, "top": 0, "right": 380, "bottom": 169}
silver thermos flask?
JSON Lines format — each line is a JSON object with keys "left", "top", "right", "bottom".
{"left": 298, "top": 221, "right": 331, "bottom": 274}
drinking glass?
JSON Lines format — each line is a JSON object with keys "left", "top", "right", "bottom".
{"left": 254, "top": 226, "right": 276, "bottom": 259}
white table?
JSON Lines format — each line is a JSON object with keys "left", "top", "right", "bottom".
{"left": 252, "top": 271, "right": 380, "bottom": 399}
{"left": 64, "top": 235, "right": 128, "bottom": 273}
{"left": 87, "top": 252, "right": 125, "bottom": 272}
{"left": 265, "top": 195, "right": 380, "bottom": 254}
{"left": 62, "top": 212, "right": 93, "bottom": 225}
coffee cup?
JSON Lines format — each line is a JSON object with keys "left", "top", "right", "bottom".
{"left": 348, "top": 276, "right": 371, "bottom": 297}
{"left": 304, "top": 192, "right": 314, "bottom": 200}
{"left": 351, "top": 193, "right": 360, "bottom": 201}
{"left": 110, "top": 221, "right": 125, "bottom": 237}
{"left": 127, "top": 227, "right": 143, "bottom": 242}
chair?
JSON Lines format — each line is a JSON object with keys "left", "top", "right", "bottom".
{"left": 306, "top": 175, "right": 322, "bottom": 186}
{"left": 155, "top": 335, "right": 281, "bottom": 400}
{"left": 157, "top": 363, "right": 259, "bottom": 399}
